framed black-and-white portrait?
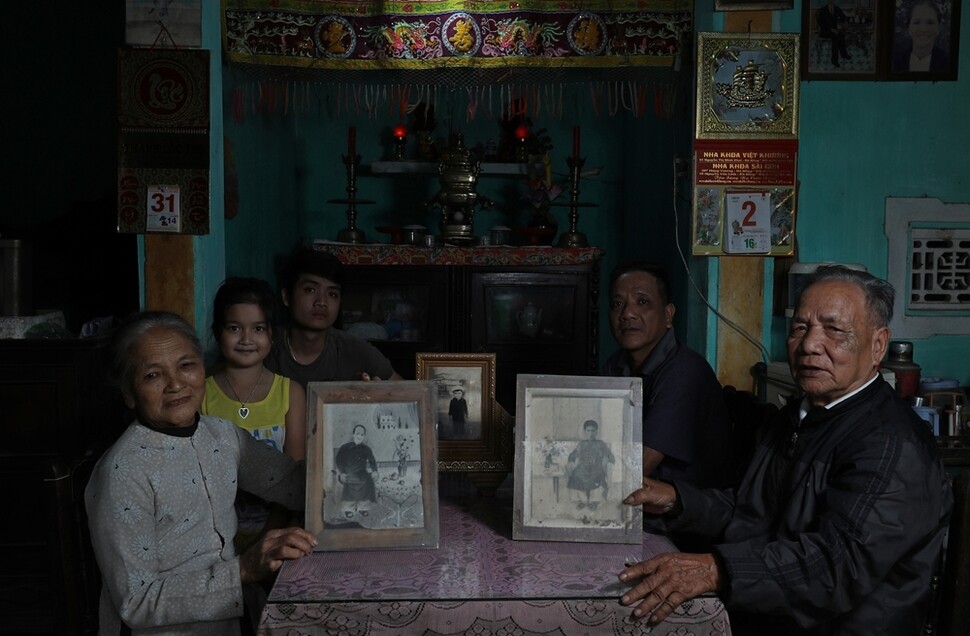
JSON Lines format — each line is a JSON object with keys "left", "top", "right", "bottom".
{"left": 305, "top": 381, "right": 439, "bottom": 551}
{"left": 416, "top": 352, "right": 511, "bottom": 473}
{"left": 512, "top": 375, "right": 643, "bottom": 544}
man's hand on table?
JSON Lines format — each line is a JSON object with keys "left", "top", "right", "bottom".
{"left": 618, "top": 476, "right": 720, "bottom": 623}
{"left": 618, "top": 552, "right": 721, "bottom": 623}
{"left": 240, "top": 527, "right": 317, "bottom": 584}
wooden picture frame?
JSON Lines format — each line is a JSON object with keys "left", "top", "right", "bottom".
{"left": 801, "top": 0, "right": 883, "bottom": 80}
{"left": 416, "top": 353, "right": 509, "bottom": 472}
{"left": 305, "top": 381, "right": 439, "bottom": 551}
{"left": 696, "top": 32, "right": 800, "bottom": 140}
{"left": 887, "top": 0, "right": 960, "bottom": 81}
{"left": 512, "top": 374, "right": 644, "bottom": 544}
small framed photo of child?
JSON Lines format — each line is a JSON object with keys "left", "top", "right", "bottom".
{"left": 305, "top": 381, "right": 439, "bottom": 551}
{"left": 512, "top": 375, "right": 644, "bottom": 544}
{"left": 416, "top": 353, "right": 510, "bottom": 474}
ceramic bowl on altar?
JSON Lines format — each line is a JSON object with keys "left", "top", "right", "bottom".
{"left": 402, "top": 225, "right": 428, "bottom": 246}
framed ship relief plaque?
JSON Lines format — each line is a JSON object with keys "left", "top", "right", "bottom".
{"left": 696, "top": 33, "right": 800, "bottom": 140}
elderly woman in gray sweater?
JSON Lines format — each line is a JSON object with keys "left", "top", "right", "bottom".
{"left": 85, "top": 311, "right": 315, "bottom": 635}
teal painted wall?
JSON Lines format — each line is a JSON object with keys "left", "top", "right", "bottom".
{"left": 195, "top": 0, "right": 227, "bottom": 352}
{"left": 774, "top": 6, "right": 970, "bottom": 384}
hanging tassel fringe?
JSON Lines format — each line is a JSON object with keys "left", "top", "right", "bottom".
{"left": 227, "top": 78, "right": 680, "bottom": 123}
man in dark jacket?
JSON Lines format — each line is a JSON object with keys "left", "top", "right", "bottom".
{"left": 617, "top": 265, "right": 952, "bottom": 635}
{"left": 603, "top": 261, "right": 733, "bottom": 489}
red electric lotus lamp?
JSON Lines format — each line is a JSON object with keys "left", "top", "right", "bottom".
{"left": 514, "top": 124, "right": 529, "bottom": 162}
{"left": 393, "top": 123, "right": 408, "bottom": 160}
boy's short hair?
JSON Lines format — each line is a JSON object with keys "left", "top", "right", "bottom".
{"left": 278, "top": 245, "right": 346, "bottom": 294}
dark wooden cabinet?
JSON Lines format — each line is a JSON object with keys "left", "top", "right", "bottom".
{"left": 0, "top": 337, "right": 126, "bottom": 635}
{"left": 318, "top": 244, "right": 603, "bottom": 412}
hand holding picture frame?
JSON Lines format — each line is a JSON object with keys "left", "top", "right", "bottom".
{"left": 513, "top": 374, "right": 644, "bottom": 544}
{"left": 305, "top": 381, "right": 439, "bottom": 551}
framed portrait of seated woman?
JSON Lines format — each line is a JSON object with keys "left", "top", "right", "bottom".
{"left": 305, "top": 380, "right": 439, "bottom": 551}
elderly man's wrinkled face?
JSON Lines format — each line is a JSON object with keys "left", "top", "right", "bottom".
{"left": 125, "top": 327, "right": 206, "bottom": 429}
{"left": 787, "top": 280, "right": 889, "bottom": 407}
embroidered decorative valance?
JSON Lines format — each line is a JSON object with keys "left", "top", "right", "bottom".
{"left": 222, "top": 0, "right": 692, "bottom": 72}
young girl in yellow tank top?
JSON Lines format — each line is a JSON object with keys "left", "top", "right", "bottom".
{"left": 202, "top": 277, "right": 306, "bottom": 551}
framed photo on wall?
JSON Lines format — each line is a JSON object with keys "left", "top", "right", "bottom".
{"left": 801, "top": 0, "right": 960, "bottom": 81}
{"left": 887, "top": 0, "right": 960, "bottom": 80}
{"left": 305, "top": 381, "right": 439, "bottom": 551}
{"left": 696, "top": 32, "right": 800, "bottom": 139}
{"left": 512, "top": 374, "right": 643, "bottom": 544}
{"left": 416, "top": 353, "right": 510, "bottom": 473}
{"left": 801, "top": 0, "right": 882, "bottom": 80}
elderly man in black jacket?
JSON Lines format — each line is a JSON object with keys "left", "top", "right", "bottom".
{"left": 617, "top": 265, "right": 952, "bottom": 635}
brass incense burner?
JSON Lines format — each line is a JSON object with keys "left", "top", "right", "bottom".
{"left": 427, "top": 133, "right": 492, "bottom": 245}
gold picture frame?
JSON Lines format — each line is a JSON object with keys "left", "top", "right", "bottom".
{"left": 695, "top": 32, "right": 801, "bottom": 140}
{"left": 415, "top": 352, "right": 511, "bottom": 474}
{"left": 305, "top": 380, "right": 439, "bottom": 551}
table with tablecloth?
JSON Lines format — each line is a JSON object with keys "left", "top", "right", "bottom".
{"left": 259, "top": 478, "right": 731, "bottom": 635}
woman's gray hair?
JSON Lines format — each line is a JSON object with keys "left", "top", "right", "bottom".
{"left": 110, "top": 311, "right": 202, "bottom": 395}
{"left": 801, "top": 265, "right": 896, "bottom": 327}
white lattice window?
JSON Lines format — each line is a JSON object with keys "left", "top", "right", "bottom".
{"left": 909, "top": 229, "right": 970, "bottom": 309}
{"left": 886, "top": 198, "right": 970, "bottom": 338}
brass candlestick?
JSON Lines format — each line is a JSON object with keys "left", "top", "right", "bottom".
{"left": 556, "top": 156, "right": 595, "bottom": 248}
{"left": 393, "top": 135, "right": 407, "bottom": 160}
{"left": 329, "top": 153, "right": 375, "bottom": 244}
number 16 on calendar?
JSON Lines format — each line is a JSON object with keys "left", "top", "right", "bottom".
{"left": 147, "top": 184, "right": 182, "bottom": 233}
{"left": 724, "top": 191, "right": 770, "bottom": 254}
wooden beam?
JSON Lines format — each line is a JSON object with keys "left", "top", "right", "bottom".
{"left": 144, "top": 234, "right": 196, "bottom": 327}
{"left": 713, "top": 10, "right": 773, "bottom": 391}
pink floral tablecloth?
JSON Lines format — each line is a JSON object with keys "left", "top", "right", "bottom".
{"left": 259, "top": 488, "right": 731, "bottom": 635}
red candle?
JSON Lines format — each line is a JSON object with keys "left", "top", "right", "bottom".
{"left": 515, "top": 124, "right": 529, "bottom": 141}
{"left": 393, "top": 123, "right": 408, "bottom": 139}
{"left": 348, "top": 126, "right": 356, "bottom": 156}
{"left": 572, "top": 126, "right": 580, "bottom": 159}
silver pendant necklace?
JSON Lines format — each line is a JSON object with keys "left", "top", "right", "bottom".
{"left": 224, "top": 366, "right": 265, "bottom": 419}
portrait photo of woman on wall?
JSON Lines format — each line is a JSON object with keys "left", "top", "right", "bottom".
{"left": 890, "top": 0, "right": 960, "bottom": 79}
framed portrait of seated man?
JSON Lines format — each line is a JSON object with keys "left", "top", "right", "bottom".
{"left": 512, "top": 375, "right": 643, "bottom": 544}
